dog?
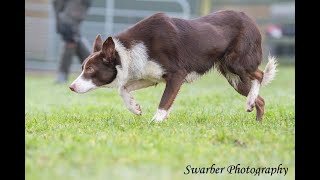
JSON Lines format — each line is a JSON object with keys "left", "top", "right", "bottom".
{"left": 69, "top": 10, "right": 277, "bottom": 122}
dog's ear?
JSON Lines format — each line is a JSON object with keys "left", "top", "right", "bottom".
{"left": 102, "top": 37, "right": 115, "bottom": 63}
{"left": 92, "top": 34, "right": 103, "bottom": 53}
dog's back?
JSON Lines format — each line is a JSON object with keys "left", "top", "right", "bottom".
{"left": 116, "top": 10, "right": 262, "bottom": 75}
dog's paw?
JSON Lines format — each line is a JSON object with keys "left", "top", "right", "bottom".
{"left": 150, "top": 109, "right": 168, "bottom": 123}
{"left": 246, "top": 101, "right": 255, "bottom": 112}
{"left": 129, "top": 99, "right": 142, "bottom": 115}
{"left": 134, "top": 103, "right": 142, "bottom": 115}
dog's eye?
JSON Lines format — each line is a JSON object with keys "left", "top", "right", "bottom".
{"left": 86, "top": 66, "right": 94, "bottom": 73}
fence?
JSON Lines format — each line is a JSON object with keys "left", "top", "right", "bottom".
{"left": 25, "top": 0, "right": 192, "bottom": 71}
{"left": 25, "top": 0, "right": 295, "bottom": 72}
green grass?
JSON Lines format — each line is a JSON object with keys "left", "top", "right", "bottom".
{"left": 25, "top": 65, "right": 294, "bottom": 180}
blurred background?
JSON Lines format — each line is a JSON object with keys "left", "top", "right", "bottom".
{"left": 25, "top": 2, "right": 295, "bottom": 178}
{"left": 25, "top": 0, "right": 295, "bottom": 72}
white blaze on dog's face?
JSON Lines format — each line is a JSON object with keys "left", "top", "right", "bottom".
{"left": 69, "top": 35, "right": 119, "bottom": 93}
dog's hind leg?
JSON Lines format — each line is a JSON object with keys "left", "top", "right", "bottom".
{"left": 247, "top": 69, "right": 267, "bottom": 120}
{"left": 235, "top": 77, "right": 265, "bottom": 120}
{"left": 234, "top": 72, "right": 265, "bottom": 121}
{"left": 255, "top": 95, "right": 265, "bottom": 121}
{"left": 246, "top": 80, "right": 261, "bottom": 112}
{"left": 220, "top": 67, "right": 265, "bottom": 120}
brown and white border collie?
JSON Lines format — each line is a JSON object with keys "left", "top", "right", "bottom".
{"left": 69, "top": 10, "right": 277, "bottom": 122}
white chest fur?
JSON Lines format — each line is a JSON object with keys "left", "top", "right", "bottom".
{"left": 112, "top": 38, "right": 165, "bottom": 87}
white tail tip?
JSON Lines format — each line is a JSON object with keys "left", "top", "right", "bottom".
{"left": 261, "top": 55, "right": 278, "bottom": 86}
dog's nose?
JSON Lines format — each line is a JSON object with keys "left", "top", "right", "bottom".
{"left": 69, "top": 84, "right": 76, "bottom": 92}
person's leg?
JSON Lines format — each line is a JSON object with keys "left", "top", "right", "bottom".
{"left": 75, "top": 37, "right": 90, "bottom": 63}
{"left": 56, "top": 42, "right": 76, "bottom": 83}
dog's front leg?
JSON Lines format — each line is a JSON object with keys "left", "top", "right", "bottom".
{"left": 119, "top": 80, "right": 156, "bottom": 115}
{"left": 119, "top": 86, "right": 142, "bottom": 115}
{"left": 151, "top": 72, "right": 186, "bottom": 122}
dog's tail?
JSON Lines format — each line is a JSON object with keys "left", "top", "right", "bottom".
{"left": 261, "top": 55, "right": 278, "bottom": 86}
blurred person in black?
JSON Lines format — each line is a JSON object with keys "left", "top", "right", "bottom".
{"left": 53, "top": 0, "right": 92, "bottom": 83}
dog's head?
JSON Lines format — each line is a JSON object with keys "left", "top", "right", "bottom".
{"left": 69, "top": 34, "right": 119, "bottom": 93}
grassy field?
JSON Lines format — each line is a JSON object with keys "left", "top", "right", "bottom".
{"left": 25, "top": 65, "right": 295, "bottom": 180}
